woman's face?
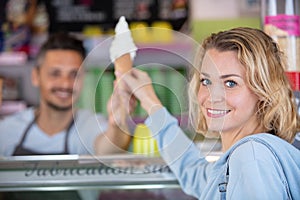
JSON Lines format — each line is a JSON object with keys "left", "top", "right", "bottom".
{"left": 198, "top": 49, "right": 260, "bottom": 135}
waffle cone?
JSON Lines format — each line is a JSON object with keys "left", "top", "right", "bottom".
{"left": 114, "top": 53, "right": 132, "bottom": 74}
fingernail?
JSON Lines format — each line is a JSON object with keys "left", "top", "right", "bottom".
{"left": 115, "top": 71, "right": 121, "bottom": 77}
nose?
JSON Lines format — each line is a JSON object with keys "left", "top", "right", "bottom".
{"left": 208, "top": 84, "right": 225, "bottom": 103}
{"left": 59, "top": 75, "right": 75, "bottom": 89}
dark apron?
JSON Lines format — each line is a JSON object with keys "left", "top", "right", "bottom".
{"left": 12, "top": 116, "right": 74, "bottom": 156}
{"left": 4, "top": 116, "right": 82, "bottom": 200}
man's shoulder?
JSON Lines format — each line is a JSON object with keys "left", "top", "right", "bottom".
{"left": 75, "top": 109, "right": 106, "bottom": 122}
{"left": 74, "top": 109, "right": 107, "bottom": 131}
{"left": 0, "top": 108, "right": 34, "bottom": 124}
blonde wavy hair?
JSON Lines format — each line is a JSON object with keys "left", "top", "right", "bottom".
{"left": 188, "top": 27, "right": 299, "bottom": 143}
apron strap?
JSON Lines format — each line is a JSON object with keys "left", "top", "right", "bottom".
{"left": 13, "top": 111, "right": 75, "bottom": 155}
{"left": 17, "top": 116, "right": 37, "bottom": 146}
{"left": 64, "top": 117, "right": 75, "bottom": 154}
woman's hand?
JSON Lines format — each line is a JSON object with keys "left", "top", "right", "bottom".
{"left": 107, "top": 80, "right": 136, "bottom": 128}
{"left": 95, "top": 81, "right": 134, "bottom": 155}
{"left": 115, "top": 68, "right": 163, "bottom": 115}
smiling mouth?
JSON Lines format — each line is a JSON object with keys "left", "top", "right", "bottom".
{"left": 55, "top": 91, "right": 72, "bottom": 98}
{"left": 207, "top": 109, "right": 230, "bottom": 117}
{"left": 52, "top": 88, "right": 73, "bottom": 99}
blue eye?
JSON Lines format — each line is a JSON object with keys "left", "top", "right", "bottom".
{"left": 225, "top": 80, "right": 237, "bottom": 88}
{"left": 200, "top": 78, "right": 211, "bottom": 86}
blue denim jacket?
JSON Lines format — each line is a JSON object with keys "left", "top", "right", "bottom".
{"left": 293, "top": 91, "right": 300, "bottom": 149}
{"left": 145, "top": 108, "right": 300, "bottom": 200}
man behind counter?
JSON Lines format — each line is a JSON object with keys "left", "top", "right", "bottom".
{"left": 0, "top": 32, "right": 132, "bottom": 156}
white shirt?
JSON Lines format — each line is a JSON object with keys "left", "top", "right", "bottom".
{"left": 0, "top": 107, "right": 108, "bottom": 156}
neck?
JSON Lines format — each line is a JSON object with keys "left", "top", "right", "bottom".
{"left": 220, "top": 118, "right": 264, "bottom": 152}
{"left": 36, "top": 103, "right": 74, "bottom": 136}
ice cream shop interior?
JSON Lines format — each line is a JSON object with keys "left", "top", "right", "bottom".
{"left": 0, "top": 0, "right": 299, "bottom": 200}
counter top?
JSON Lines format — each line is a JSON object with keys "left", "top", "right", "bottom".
{"left": 0, "top": 152, "right": 221, "bottom": 192}
{"left": 0, "top": 154, "right": 178, "bottom": 191}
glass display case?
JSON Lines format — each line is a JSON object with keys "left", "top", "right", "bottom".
{"left": 0, "top": 153, "right": 222, "bottom": 199}
{"left": 0, "top": 154, "right": 179, "bottom": 191}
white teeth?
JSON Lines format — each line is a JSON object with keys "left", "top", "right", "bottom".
{"left": 55, "top": 91, "right": 71, "bottom": 98}
{"left": 207, "top": 109, "right": 229, "bottom": 115}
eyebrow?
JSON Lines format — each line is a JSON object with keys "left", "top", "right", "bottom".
{"left": 201, "top": 72, "right": 242, "bottom": 79}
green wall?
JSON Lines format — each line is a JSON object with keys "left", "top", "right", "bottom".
{"left": 191, "top": 17, "right": 261, "bottom": 43}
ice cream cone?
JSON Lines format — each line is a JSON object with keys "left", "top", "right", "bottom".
{"left": 114, "top": 53, "right": 132, "bottom": 127}
{"left": 110, "top": 16, "right": 137, "bottom": 71}
{"left": 114, "top": 53, "right": 133, "bottom": 75}
{"left": 110, "top": 16, "right": 137, "bottom": 128}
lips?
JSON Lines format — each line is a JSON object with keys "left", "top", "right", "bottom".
{"left": 207, "top": 108, "right": 230, "bottom": 118}
{"left": 52, "top": 88, "right": 73, "bottom": 99}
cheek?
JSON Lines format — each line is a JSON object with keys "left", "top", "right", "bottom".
{"left": 74, "top": 77, "right": 83, "bottom": 92}
{"left": 38, "top": 77, "right": 51, "bottom": 90}
{"left": 230, "top": 91, "right": 258, "bottom": 113}
{"left": 38, "top": 73, "right": 56, "bottom": 88}
{"left": 197, "top": 87, "right": 209, "bottom": 106}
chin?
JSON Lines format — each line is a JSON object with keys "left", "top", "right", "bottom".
{"left": 204, "top": 130, "right": 221, "bottom": 138}
{"left": 207, "top": 123, "right": 224, "bottom": 132}
{"left": 47, "top": 101, "right": 73, "bottom": 111}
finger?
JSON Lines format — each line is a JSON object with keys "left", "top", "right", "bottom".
{"left": 129, "top": 95, "right": 137, "bottom": 113}
{"left": 114, "top": 78, "right": 131, "bottom": 96}
{"left": 114, "top": 70, "right": 122, "bottom": 78}
{"left": 116, "top": 72, "right": 137, "bottom": 91}
{"left": 113, "top": 80, "right": 117, "bottom": 88}
{"left": 109, "top": 89, "right": 121, "bottom": 108}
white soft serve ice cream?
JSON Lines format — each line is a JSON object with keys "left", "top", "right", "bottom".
{"left": 109, "top": 16, "right": 137, "bottom": 62}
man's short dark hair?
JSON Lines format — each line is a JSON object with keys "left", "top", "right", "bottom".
{"left": 36, "top": 32, "right": 86, "bottom": 67}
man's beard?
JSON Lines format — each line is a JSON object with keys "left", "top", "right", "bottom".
{"left": 46, "top": 88, "right": 75, "bottom": 111}
{"left": 46, "top": 101, "right": 73, "bottom": 111}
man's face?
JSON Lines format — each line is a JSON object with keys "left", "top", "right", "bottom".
{"left": 32, "top": 50, "right": 84, "bottom": 111}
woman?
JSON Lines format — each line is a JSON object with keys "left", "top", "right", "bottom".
{"left": 116, "top": 27, "right": 300, "bottom": 199}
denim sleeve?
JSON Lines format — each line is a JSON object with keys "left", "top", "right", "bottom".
{"left": 227, "top": 141, "right": 288, "bottom": 200}
{"left": 145, "top": 107, "right": 213, "bottom": 198}
{"left": 228, "top": 161, "right": 287, "bottom": 200}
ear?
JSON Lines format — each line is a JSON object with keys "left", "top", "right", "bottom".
{"left": 31, "top": 67, "right": 40, "bottom": 87}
